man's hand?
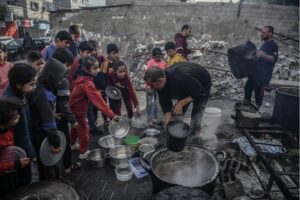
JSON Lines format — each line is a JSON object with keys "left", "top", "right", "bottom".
{"left": 112, "top": 115, "right": 119, "bottom": 122}
{"left": 256, "top": 50, "right": 266, "bottom": 58}
{"left": 164, "top": 112, "right": 172, "bottom": 126}
{"left": 55, "top": 113, "right": 63, "bottom": 120}
{"left": 20, "top": 158, "right": 31, "bottom": 168}
{"left": 51, "top": 147, "right": 61, "bottom": 154}
{"left": 71, "top": 122, "right": 79, "bottom": 129}
{"left": 173, "top": 101, "right": 183, "bottom": 115}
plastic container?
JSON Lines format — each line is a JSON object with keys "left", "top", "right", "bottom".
{"left": 115, "top": 164, "right": 133, "bottom": 181}
{"left": 124, "top": 135, "right": 140, "bottom": 148}
{"left": 201, "top": 107, "right": 222, "bottom": 150}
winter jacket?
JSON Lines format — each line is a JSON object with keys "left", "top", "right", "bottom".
{"left": 175, "top": 33, "right": 191, "bottom": 59}
{"left": 29, "top": 58, "right": 67, "bottom": 148}
{"left": 55, "top": 78, "right": 76, "bottom": 125}
{"left": 166, "top": 53, "right": 186, "bottom": 68}
{"left": 0, "top": 61, "right": 13, "bottom": 95}
{"left": 42, "top": 43, "right": 56, "bottom": 61}
{"left": 0, "top": 129, "right": 21, "bottom": 174}
{"left": 2, "top": 86, "right": 36, "bottom": 159}
{"left": 69, "top": 70, "right": 115, "bottom": 118}
{"left": 146, "top": 59, "right": 167, "bottom": 70}
{"left": 107, "top": 72, "right": 139, "bottom": 108}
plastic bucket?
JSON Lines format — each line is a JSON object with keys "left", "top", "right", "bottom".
{"left": 200, "top": 107, "right": 222, "bottom": 149}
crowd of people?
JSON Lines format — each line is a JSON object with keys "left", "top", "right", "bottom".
{"left": 0, "top": 23, "right": 278, "bottom": 197}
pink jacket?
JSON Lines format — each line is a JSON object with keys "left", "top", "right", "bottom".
{"left": 0, "top": 62, "right": 13, "bottom": 95}
{"left": 146, "top": 59, "right": 167, "bottom": 71}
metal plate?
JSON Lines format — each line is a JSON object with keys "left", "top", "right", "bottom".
{"left": 105, "top": 86, "right": 122, "bottom": 100}
{"left": 109, "top": 117, "right": 130, "bottom": 138}
{"left": 143, "top": 128, "right": 161, "bottom": 136}
{"left": 0, "top": 146, "right": 27, "bottom": 162}
{"left": 39, "top": 131, "right": 66, "bottom": 167}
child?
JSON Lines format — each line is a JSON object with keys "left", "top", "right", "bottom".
{"left": 70, "top": 56, "right": 118, "bottom": 159}
{"left": 42, "top": 30, "right": 72, "bottom": 61}
{"left": 165, "top": 41, "right": 186, "bottom": 67}
{"left": 146, "top": 47, "right": 167, "bottom": 70}
{"left": 29, "top": 58, "right": 67, "bottom": 180}
{"left": 101, "top": 43, "right": 119, "bottom": 75}
{"left": 0, "top": 97, "right": 31, "bottom": 197}
{"left": 27, "top": 50, "right": 45, "bottom": 73}
{"left": 3, "top": 64, "right": 37, "bottom": 186}
{"left": 68, "top": 41, "right": 94, "bottom": 88}
{"left": 0, "top": 43, "right": 14, "bottom": 95}
{"left": 52, "top": 48, "right": 80, "bottom": 175}
{"left": 68, "top": 25, "right": 81, "bottom": 57}
{"left": 88, "top": 40, "right": 107, "bottom": 134}
{"left": 108, "top": 60, "right": 140, "bottom": 119}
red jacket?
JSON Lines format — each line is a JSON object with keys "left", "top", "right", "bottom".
{"left": 69, "top": 73, "right": 115, "bottom": 118}
{"left": 108, "top": 72, "right": 138, "bottom": 107}
{"left": 0, "top": 129, "right": 16, "bottom": 174}
{"left": 0, "top": 61, "right": 13, "bottom": 95}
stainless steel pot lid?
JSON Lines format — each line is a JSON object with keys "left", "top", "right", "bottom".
{"left": 39, "top": 131, "right": 66, "bottom": 167}
{"left": 109, "top": 117, "right": 130, "bottom": 138}
{"left": 105, "top": 85, "right": 122, "bottom": 100}
{"left": 0, "top": 146, "right": 27, "bottom": 162}
{"left": 143, "top": 128, "right": 161, "bottom": 136}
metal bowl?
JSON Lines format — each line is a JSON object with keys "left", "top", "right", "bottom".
{"left": 138, "top": 144, "right": 155, "bottom": 155}
{"left": 87, "top": 148, "right": 107, "bottom": 168}
{"left": 109, "top": 145, "right": 135, "bottom": 167}
{"left": 105, "top": 85, "right": 122, "bottom": 100}
{"left": 98, "top": 135, "right": 123, "bottom": 149}
{"left": 143, "top": 128, "right": 161, "bottom": 136}
{"left": 140, "top": 137, "right": 158, "bottom": 146}
{"left": 109, "top": 117, "right": 130, "bottom": 138}
{"left": 131, "top": 115, "right": 147, "bottom": 129}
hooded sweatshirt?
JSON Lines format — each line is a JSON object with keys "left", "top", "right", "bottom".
{"left": 69, "top": 70, "right": 115, "bottom": 118}
{"left": 29, "top": 58, "right": 67, "bottom": 148}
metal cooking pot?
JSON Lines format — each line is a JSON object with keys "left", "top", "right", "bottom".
{"left": 98, "top": 135, "right": 123, "bottom": 150}
{"left": 166, "top": 120, "right": 190, "bottom": 152}
{"left": 142, "top": 146, "right": 220, "bottom": 194}
{"left": 109, "top": 145, "right": 135, "bottom": 167}
{"left": 87, "top": 149, "right": 107, "bottom": 168}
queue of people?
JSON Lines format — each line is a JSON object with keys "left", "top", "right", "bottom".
{"left": 0, "top": 23, "right": 278, "bottom": 197}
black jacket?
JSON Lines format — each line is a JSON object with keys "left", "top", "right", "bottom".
{"left": 29, "top": 58, "right": 67, "bottom": 148}
{"left": 157, "top": 62, "right": 211, "bottom": 113}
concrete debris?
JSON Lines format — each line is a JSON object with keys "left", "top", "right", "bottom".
{"left": 126, "top": 36, "right": 299, "bottom": 101}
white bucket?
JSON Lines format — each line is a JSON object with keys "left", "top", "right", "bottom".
{"left": 200, "top": 107, "right": 222, "bottom": 150}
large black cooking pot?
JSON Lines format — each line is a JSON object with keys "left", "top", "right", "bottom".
{"left": 227, "top": 41, "right": 258, "bottom": 79}
{"left": 166, "top": 120, "right": 190, "bottom": 152}
{"left": 142, "top": 146, "right": 220, "bottom": 195}
{"left": 272, "top": 87, "right": 299, "bottom": 132}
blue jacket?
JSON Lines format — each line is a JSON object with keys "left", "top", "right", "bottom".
{"left": 2, "top": 86, "right": 36, "bottom": 159}
{"left": 68, "top": 41, "right": 79, "bottom": 57}
{"left": 43, "top": 43, "right": 56, "bottom": 61}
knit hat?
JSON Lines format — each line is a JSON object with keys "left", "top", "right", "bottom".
{"left": 107, "top": 43, "right": 119, "bottom": 54}
{"left": 152, "top": 47, "right": 162, "bottom": 56}
{"left": 165, "top": 41, "right": 176, "bottom": 51}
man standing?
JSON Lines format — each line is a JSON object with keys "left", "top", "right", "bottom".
{"left": 245, "top": 26, "right": 278, "bottom": 107}
{"left": 23, "top": 32, "right": 34, "bottom": 56}
{"left": 175, "top": 24, "right": 193, "bottom": 60}
{"left": 144, "top": 62, "right": 211, "bottom": 136}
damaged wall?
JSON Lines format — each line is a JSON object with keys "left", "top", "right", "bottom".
{"left": 50, "top": 1, "right": 299, "bottom": 53}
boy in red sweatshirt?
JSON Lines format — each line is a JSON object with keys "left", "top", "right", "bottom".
{"left": 0, "top": 43, "right": 13, "bottom": 95}
{"left": 0, "top": 97, "right": 30, "bottom": 197}
{"left": 69, "top": 56, "right": 118, "bottom": 159}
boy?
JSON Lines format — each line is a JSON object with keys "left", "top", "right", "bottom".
{"left": 29, "top": 58, "right": 67, "bottom": 180}
{"left": 3, "top": 64, "right": 37, "bottom": 186}
{"left": 27, "top": 51, "right": 45, "bottom": 74}
{"left": 68, "top": 25, "right": 81, "bottom": 57}
{"left": 165, "top": 41, "right": 186, "bottom": 67}
{"left": 42, "top": 30, "right": 72, "bottom": 61}
{"left": 0, "top": 43, "right": 13, "bottom": 95}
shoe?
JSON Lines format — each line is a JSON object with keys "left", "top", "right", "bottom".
{"left": 71, "top": 143, "right": 80, "bottom": 151}
{"left": 79, "top": 150, "right": 91, "bottom": 160}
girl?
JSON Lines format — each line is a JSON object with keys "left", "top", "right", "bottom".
{"left": 108, "top": 60, "right": 140, "bottom": 119}
{"left": 70, "top": 56, "right": 118, "bottom": 159}
{"left": 0, "top": 97, "right": 31, "bottom": 197}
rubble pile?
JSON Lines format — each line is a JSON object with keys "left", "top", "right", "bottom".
{"left": 126, "top": 36, "right": 299, "bottom": 100}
